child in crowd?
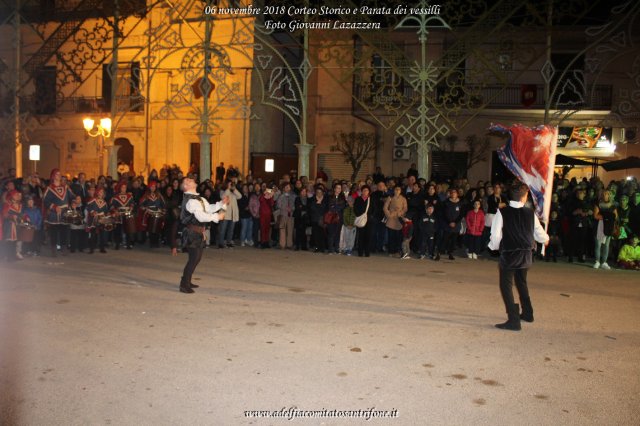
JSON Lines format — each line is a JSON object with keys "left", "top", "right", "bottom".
{"left": 418, "top": 203, "right": 436, "bottom": 259}
{"left": 401, "top": 217, "right": 413, "bottom": 259}
{"left": 339, "top": 196, "right": 356, "bottom": 255}
{"left": 23, "top": 195, "right": 43, "bottom": 256}
{"left": 465, "top": 200, "right": 485, "bottom": 259}
{"left": 617, "top": 236, "right": 640, "bottom": 270}
{"left": 545, "top": 210, "right": 562, "bottom": 262}
{"left": 69, "top": 195, "right": 86, "bottom": 253}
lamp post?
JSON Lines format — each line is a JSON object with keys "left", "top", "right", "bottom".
{"left": 83, "top": 117, "right": 112, "bottom": 176}
{"left": 29, "top": 144, "right": 40, "bottom": 173}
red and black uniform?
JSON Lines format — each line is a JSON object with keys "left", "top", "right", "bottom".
{"left": 86, "top": 190, "right": 110, "bottom": 253}
{"left": 139, "top": 183, "right": 166, "bottom": 247}
{"left": 2, "top": 191, "right": 24, "bottom": 260}
{"left": 111, "top": 184, "right": 135, "bottom": 249}
{"left": 42, "top": 169, "right": 75, "bottom": 256}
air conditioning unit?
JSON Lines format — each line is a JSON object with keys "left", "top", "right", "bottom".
{"left": 623, "top": 127, "right": 637, "bottom": 144}
{"left": 394, "top": 135, "right": 406, "bottom": 147}
{"left": 393, "top": 147, "right": 410, "bottom": 161}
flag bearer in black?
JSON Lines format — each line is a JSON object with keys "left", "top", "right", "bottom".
{"left": 178, "top": 177, "right": 227, "bottom": 294}
{"left": 488, "top": 182, "right": 549, "bottom": 331}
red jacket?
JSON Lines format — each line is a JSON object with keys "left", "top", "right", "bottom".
{"left": 465, "top": 209, "right": 485, "bottom": 236}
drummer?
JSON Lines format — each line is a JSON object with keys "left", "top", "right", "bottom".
{"left": 86, "top": 187, "right": 110, "bottom": 254}
{"left": 23, "top": 195, "right": 43, "bottom": 256}
{"left": 2, "top": 190, "right": 24, "bottom": 260}
{"left": 111, "top": 181, "right": 135, "bottom": 250}
{"left": 139, "top": 180, "right": 166, "bottom": 248}
{"left": 42, "top": 168, "right": 75, "bottom": 257}
{"left": 68, "top": 195, "right": 86, "bottom": 253}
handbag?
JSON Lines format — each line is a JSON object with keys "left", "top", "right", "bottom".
{"left": 323, "top": 211, "right": 340, "bottom": 225}
{"left": 354, "top": 198, "right": 370, "bottom": 228}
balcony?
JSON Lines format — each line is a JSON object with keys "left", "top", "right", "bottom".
{"left": 0, "top": 95, "right": 144, "bottom": 116}
{"left": 352, "top": 83, "right": 613, "bottom": 113}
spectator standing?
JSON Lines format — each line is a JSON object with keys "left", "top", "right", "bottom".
{"left": 592, "top": 190, "right": 617, "bottom": 270}
{"left": 275, "top": 182, "right": 296, "bottom": 249}
{"left": 339, "top": 195, "right": 356, "bottom": 255}
{"left": 383, "top": 186, "right": 407, "bottom": 258}
{"left": 465, "top": 199, "right": 485, "bottom": 259}
{"left": 439, "top": 189, "right": 463, "bottom": 260}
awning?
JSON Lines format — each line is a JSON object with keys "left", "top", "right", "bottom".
{"left": 554, "top": 154, "right": 595, "bottom": 166}
{"left": 601, "top": 156, "right": 640, "bottom": 172}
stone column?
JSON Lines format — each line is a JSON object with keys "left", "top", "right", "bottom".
{"left": 295, "top": 143, "right": 314, "bottom": 179}
{"left": 105, "top": 143, "right": 121, "bottom": 178}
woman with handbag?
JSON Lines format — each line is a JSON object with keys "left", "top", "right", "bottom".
{"left": 354, "top": 185, "right": 372, "bottom": 257}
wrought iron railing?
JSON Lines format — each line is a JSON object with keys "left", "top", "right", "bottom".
{"left": 352, "top": 83, "right": 613, "bottom": 111}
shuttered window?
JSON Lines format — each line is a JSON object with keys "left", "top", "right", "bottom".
{"left": 317, "top": 153, "right": 373, "bottom": 182}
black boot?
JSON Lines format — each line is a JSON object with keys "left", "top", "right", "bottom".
{"left": 495, "top": 303, "right": 521, "bottom": 331}
{"left": 520, "top": 297, "right": 534, "bottom": 322}
{"left": 179, "top": 277, "right": 195, "bottom": 294}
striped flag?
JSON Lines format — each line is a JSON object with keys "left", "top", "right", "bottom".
{"left": 491, "top": 123, "right": 558, "bottom": 224}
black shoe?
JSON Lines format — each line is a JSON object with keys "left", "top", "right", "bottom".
{"left": 448, "top": 254, "right": 455, "bottom": 260}
{"left": 126, "top": 245, "right": 133, "bottom": 250}
{"left": 520, "top": 297, "right": 534, "bottom": 322}
{"left": 100, "top": 248, "right": 107, "bottom": 253}
{"left": 495, "top": 304, "right": 521, "bottom": 331}
{"left": 179, "top": 287, "right": 195, "bottom": 294}
{"left": 434, "top": 254, "right": 440, "bottom": 261}
{"left": 190, "top": 283, "right": 199, "bottom": 289}
{"left": 89, "top": 249, "right": 94, "bottom": 254}
{"left": 578, "top": 256, "right": 585, "bottom": 263}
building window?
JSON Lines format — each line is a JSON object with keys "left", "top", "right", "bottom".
{"left": 102, "top": 61, "right": 143, "bottom": 113}
{"left": 35, "top": 66, "right": 57, "bottom": 115}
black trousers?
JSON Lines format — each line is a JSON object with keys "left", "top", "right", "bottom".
{"left": 569, "top": 226, "right": 588, "bottom": 258}
{"left": 311, "top": 223, "right": 325, "bottom": 251}
{"left": 441, "top": 230, "right": 457, "bottom": 254}
{"left": 499, "top": 266, "right": 530, "bottom": 312}
{"left": 113, "top": 224, "right": 133, "bottom": 247}
{"left": 356, "top": 224, "right": 371, "bottom": 256}
{"left": 294, "top": 225, "right": 307, "bottom": 249}
{"left": 48, "top": 224, "right": 69, "bottom": 254}
{"left": 181, "top": 247, "right": 204, "bottom": 288}
{"left": 88, "top": 228, "right": 108, "bottom": 251}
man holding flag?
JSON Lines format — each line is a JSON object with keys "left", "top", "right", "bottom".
{"left": 488, "top": 124, "right": 556, "bottom": 331}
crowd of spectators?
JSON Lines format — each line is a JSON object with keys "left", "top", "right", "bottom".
{"left": 1, "top": 163, "right": 639, "bottom": 270}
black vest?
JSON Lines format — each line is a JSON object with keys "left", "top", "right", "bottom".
{"left": 499, "top": 206, "right": 535, "bottom": 252}
{"left": 499, "top": 205, "right": 535, "bottom": 269}
{"left": 180, "top": 193, "right": 206, "bottom": 226}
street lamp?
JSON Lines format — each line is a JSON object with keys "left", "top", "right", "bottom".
{"left": 29, "top": 144, "right": 40, "bottom": 173}
{"left": 83, "top": 117, "right": 112, "bottom": 176}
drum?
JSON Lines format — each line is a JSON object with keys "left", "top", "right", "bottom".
{"left": 17, "top": 223, "right": 36, "bottom": 242}
{"left": 122, "top": 209, "right": 137, "bottom": 234}
{"left": 147, "top": 209, "right": 166, "bottom": 234}
{"left": 63, "top": 208, "right": 83, "bottom": 226}
{"left": 96, "top": 214, "right": 115, "bottom": 231}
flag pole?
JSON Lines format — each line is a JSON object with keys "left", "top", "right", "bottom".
{"left": 541, "top": 126, "right": 558, "bottom": 256}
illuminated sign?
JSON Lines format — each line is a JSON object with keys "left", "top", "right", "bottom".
{"left": 557, "top": 127, "right": 613, "bottom": 149}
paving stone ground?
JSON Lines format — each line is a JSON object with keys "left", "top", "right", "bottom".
{"left": 1, "top": 247, "right": 639, "bottom": 425}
